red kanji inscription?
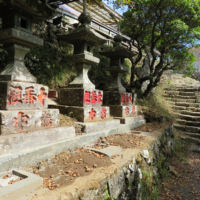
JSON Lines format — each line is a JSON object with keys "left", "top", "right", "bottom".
{"left": 121, "top": 94, "right": 125, "bottom": 103}
{"left": 125, "top": 94, "right": 129, "bottom": 103}
{"left": 41, "top": 112, "right": 52, "bottom": 128}
{"left": 13, "top": 112, "right": 29, "bottom": 132}
{"left": 38, "top": 88, "right": 47, "bottom": 107}
{"left": 101, "top": 108, "right": 107, "bottom": 119}
{"left": 125, "top": 107, "right": 129, "bottom": 115}
{"left": 7, "top": 86, "right": 23, "bottom": 106}
{"left": 91, "top": 91, "right": 97, "bottom": 105}
{"left": 89, "top": 108, "right": 96, "bottom": 121}
{"left": 128, "top": 94, "right": 132, "bottom": 103}
{"left": 23, "top": 87, "right": 37, "bottom": 105}
{"left": 132, "top": 106, "right": 135, "bottom": 115}
{"left": 84, "top": 91, "right": 90, "bottom": 104}
{"left": 97, "top": 92, "right": 102, "bottom": 104}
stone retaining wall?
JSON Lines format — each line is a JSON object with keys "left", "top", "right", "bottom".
{"left": 74, "top": 125, "right": 174, "bottom": 200}
{"left": 31, "top": 124, "right": 175, "bottom": 200}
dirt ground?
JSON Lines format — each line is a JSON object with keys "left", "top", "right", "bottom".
{"left": 59, "top": 114, "right": 82, "bottom": 135}
{"left": 23, "top": 122, "right": 164, "bottom": 191}
{"left": 159, "top": 145, "right": 200, "bottom": 200}
{"left": 135, "top": 122, "right": 167, "bottom": 132}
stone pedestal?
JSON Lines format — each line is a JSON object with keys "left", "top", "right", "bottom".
{"left": 0, "top": 2, "right": 61, "bottom": 137}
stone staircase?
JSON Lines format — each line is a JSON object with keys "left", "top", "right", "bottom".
{"left": 163, "top": 85, "right": 200, "bottom": 144}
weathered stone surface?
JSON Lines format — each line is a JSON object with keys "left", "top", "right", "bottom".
{"left": 65, "top": 106, "right": 110, "bottom": 122}
{"left": 0, "top": 44, "right": 37, "bottom": 83}
{"left": 110, "top": 105, "right": 138, "bottom": 117}
{"left": 0, "top": 109, "right": 59, "bottom": 135}
{"left": 165, "top": 91, "right": 179, "bottom": 95}
{"left": 179, "top": 92, "right": 194, "bottom": 96}
{"left": 0, "top": 170, "right": 43, "bottom": 200}
{"left": 103, "top": 91, "right": 132, "bottom": 106}
{"left": 65, "top": 53, "right": 99, "bottom": 65}
{"left": 85, "top": 145, "right": 122, "bottom": 157}
{"left": 0, "top": 126, "right": 75, "bottom": 155}
{"left": 108, "top": 169, "right": 126, "bottom": 199}
{"left": 78, "top": 119, "right": 120, "bottom": 134}
{"left": 0, "top": 81, "right": 48, "bottom": 110}
{"left": 0, "top": 28, "right": 43, "bottom": 47}
{"left": 115, "top": 115, "right": 144, "bottom": 124}
{"left": 59, "top": 88, "right": 103, "bottom": 107}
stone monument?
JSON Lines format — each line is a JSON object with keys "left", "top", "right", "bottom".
{"left": 58, "top": 1, "right": 110, "bottom": 122}
{"left": 0, "top": 0, "right": 62, "bottom": 135}
{"left": 99, "top": 35, "right": 138, "bottom": 119}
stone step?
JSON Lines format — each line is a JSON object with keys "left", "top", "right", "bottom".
{"left": 177, "top": 119, "right": 200, "bottom": 126}
{"left": 181, "top": 136, "right": 200, "bottom": 144}
{"left": 163, "top": 94, "right": 196, "bottom": 99}
{"left": 183, "top": 132, "right": 200, "bottom": 139}
{"left": 171, "top": 106, "right": 200, "bottom": 112}
{"left": 174, "top": 124, "right": 200, "bottom": 133}
{"left": 173, "top": 102, "right": 200, "bottom": 107}
{"left": 165, "top": 91, "right": 195, "bottom": 96}
{"left": 165, "top": 87, "right": 199, "bottom": 92}
{"left": 175, "top": 114, "right": 200, "bottom": 121}
{"left": 179, "top": 110, "right": 200, "bottom": 116}
{"left": 0, "top": 126, "right": 76, "bottom": 155}
{"left": 190, "top": 145, "right": 200, "bottom": 153}
{"left": 166, "top": 98, "right": 196, "bottom": 103}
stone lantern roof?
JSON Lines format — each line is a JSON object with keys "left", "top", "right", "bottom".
{"left": 58, "top": 12, "right": 107, "bottom": 46}
{"left": 0, "top": 0, "right": 58, "bottom": 22}
{"left": 99, "top": 34, "right": 136, "bottom": 58}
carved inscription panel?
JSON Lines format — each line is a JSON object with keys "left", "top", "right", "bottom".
{"left": 0, "top": 82, "right": 49, "bottom": 110}
{"left": 84, "top": 90, "right": 103, "bottom": 106}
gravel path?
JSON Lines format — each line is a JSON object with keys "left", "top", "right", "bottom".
{"left": 159, "top": 145, "right": 200, "bottom": 200}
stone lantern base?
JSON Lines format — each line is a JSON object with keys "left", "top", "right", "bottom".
{"left": 65, "top": 106, "right": 110, "bottom": 122}
{"left": 0, "top": 109, "right": 60, "bottom": 135}
{"left": 59, "top": 88, "right": 110, "bottom": 122}
{"left": 109, "top": 105, "right": 138, "bottom": 118}
{"left": 103, "top": 91, "right": 133, "bottom": 106}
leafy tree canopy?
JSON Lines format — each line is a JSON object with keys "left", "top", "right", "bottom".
{"left": 120, "top": 0, "right": 200, "bottom": 97}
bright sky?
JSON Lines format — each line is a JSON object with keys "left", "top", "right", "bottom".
{"left": 103, "top": 0, "right": 128, "bottom": 15}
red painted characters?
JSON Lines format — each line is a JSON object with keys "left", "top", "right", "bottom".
{"left": 7, "top": 86, "right": 23, "bottom": 106}
{"left": 13, "top": 112, "right": 29, "bottom": 132}
{"left": 89, "top": 108, "right": 96, "bottom": 121}
{"left": 38, "top": 88, "right": 47, "bottom": 107}
{"left": 125, "top": 107, "right": 129, "bottom": 115}
{"left": 84, "top": 90, "right": 103, "bottom": 105}
{"left": 132, "top": 106, "right": 136, "bottom": 115}
{"left": 7, "top": 86, "right": 47, "bottom": 107}
{"left": 84, "top": 91, "right": 90, "bottom": 104}
{"left": 101, "top": 108, "right": 107, "bottom": 119}
{"left": 23, "top": 87, "right": 37, "bottom": 105}
{"left": 121, "top": 93, "right": 132, "bottom": 104}
{"left": 41, "top": 112, "right": 52, "bottom": 128}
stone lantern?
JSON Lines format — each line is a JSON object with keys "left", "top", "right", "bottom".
{"left": 99, "top": 35, "right": 138, "bottom": 118}
{"left": 58, "top": 2, "right": 110, "bottom": 122}
{"left": 0, "top": 0, "right": 63, "bottom": 135}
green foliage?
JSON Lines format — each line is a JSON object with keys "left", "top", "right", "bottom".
{"left": 89, "top": 45, "right": 132, "bottom": 90}
{"left": 26, "top": 0, "right": 56, "bottom": 16}
{"left": 141, "top": 170, "right": 159, "bottom": 200}
{"left": 172, "top": 131, "right": 190, "bottom": 162}
{"left": 104, "top": 184, "right": 114, "bottom": 200}
{"left": 24, "top": 23, "right": 75, "bottom": 88}
{"left": 120, "top": 0, "right": 200, "bottom": 97}
{"left": 89, "top": 46, "right": 111, "bottom": 90}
